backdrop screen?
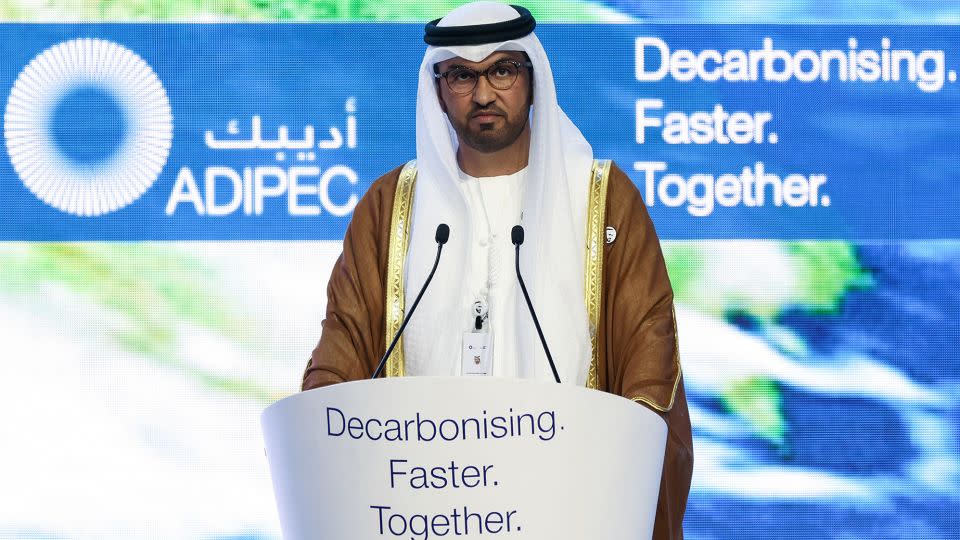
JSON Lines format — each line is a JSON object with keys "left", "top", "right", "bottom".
{"left": 1, "top": 2, "right": 958, "bottom": 539}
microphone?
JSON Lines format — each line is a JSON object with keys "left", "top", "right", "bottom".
{"left": 371, "top": 223, "right": 450, "bottom": 379}
{"left": 511, "top": 225, "right": 561, "bottom": 384}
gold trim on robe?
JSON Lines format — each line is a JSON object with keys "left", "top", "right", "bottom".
{"left": 584, "top": 159, "right": 611, "bottom": 390}
{"left": 383, "top": 160, "right": 417, "bottom": 377}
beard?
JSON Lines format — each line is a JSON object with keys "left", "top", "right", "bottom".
{"left": 450, "top": 105, "right": 529, "bottom": 153}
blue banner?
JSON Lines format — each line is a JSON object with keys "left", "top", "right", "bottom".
{"left": 1, "top": 24, "right": 958, "bottom": 240}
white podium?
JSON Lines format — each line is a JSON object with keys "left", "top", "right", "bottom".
{"left": 262, "top": 377, "right": 667, "bottom": 539}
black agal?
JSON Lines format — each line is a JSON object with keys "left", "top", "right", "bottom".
{"left": 424, "top": 5, "right": 536, "bottom": 46}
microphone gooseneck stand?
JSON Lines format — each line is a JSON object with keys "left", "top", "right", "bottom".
{"left": 511, "top": 225, "right": 561, "bottom": 384}
{"left": 371, "top": 224, "right": 450, "bottom": 379}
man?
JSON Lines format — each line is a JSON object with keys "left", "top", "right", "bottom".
{"left": 302, "top": 2, "right": 692, "bottom": 538}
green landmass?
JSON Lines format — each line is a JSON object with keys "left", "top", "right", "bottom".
{"left": 0, "top": 0, "right": 620, "bottom": 21}
{"left": 663, "top": 240, "right": 873, "bottom": 322}
{"left": 721, "top": 375, "right": 786, "bottom": 448}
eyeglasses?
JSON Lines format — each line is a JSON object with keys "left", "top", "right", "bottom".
{"left": 434, "top": 60, "right": 533, "bottom": 95}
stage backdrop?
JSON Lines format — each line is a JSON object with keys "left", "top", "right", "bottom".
{"left": 1, "top": 2, "right": 958, "bottom": 539}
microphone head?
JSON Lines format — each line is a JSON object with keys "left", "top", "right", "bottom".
{"left": 511, "top": 225, "right": 524, "bottom": 246}
{"left": 435, "top": 223, "right": 450, "bottom": 244}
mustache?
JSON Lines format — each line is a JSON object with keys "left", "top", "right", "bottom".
{"left": 470, "top": 106, "right": 506, "bottom": 117}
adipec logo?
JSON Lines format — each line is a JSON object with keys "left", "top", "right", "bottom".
{"left": 4, "top": 38, "right": 173, "bottom": 217}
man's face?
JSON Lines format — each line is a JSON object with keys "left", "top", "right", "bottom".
{"left": 434, "top": 51, "right": 533, "bottom": 154}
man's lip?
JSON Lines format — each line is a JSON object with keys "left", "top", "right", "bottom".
{"left": 472, "top": 112, "right": 501, "bottom": 119}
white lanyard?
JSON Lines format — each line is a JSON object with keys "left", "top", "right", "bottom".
{"left": 471, "top": 177, "right": 497, "bottom": 331}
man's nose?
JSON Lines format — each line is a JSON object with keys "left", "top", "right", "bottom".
{"left": 472, "top": 74, "right": 497, "bottom": 105}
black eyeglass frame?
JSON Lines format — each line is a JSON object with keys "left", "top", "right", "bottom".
{"left": 433, "top": 60, "right": 534, "bottom": 95}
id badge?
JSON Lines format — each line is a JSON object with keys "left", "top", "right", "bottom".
{"left": 461, "top": 332, "right": 493, "bottom": 375}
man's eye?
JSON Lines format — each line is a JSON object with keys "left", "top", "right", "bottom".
{"left": 452, "top": 70, "right": 475, "bottom": 82}
{"left": 492, "top": 64, "right": 516, "bottom": 78}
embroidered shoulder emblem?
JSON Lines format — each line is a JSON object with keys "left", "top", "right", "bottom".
{"left": 605, "top": 226, "right": 617, "bottom": 245}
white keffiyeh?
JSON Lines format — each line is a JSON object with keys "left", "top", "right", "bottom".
{"left": 403, "top": 1, "right": 594, "bottom": 386}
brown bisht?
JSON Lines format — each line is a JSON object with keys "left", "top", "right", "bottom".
{"left": 303, "top": 163, "right": 693, "bottom": 539}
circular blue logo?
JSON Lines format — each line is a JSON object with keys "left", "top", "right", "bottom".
{"left": 4, "top": 38, "right": 173, "bottom": 217}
